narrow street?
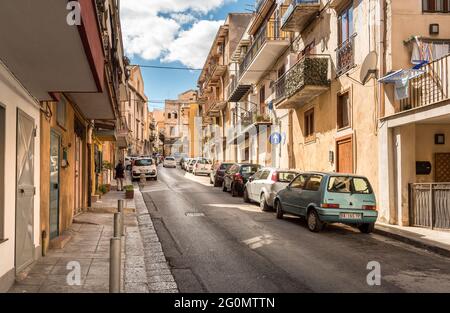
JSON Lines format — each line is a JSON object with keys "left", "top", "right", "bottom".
{"left": 137, "top": 166, "right": 450, "bottom": 293}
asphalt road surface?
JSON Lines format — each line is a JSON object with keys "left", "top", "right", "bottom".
{"left": 139, "top": 166, "right": 450, "bottom": 293}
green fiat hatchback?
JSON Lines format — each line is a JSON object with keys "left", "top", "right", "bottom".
{"left": 274, "top": 172, "right": 378, "bottom": 233}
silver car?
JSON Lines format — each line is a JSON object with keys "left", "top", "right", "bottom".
{"left": 243, "top": 168, "right": 299, "bottom": 211}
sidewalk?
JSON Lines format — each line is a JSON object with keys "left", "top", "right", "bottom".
{"left": 375, "top": 223, "right": 450, "bottom": 257}
{"left": 9, "top": 212, "right": 120, "bottom": 293}
{"left": 8, "top": 183, "right": 178, "bottom": 293}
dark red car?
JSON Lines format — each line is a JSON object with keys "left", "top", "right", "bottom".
{"left": 222, "top": 163, "right": 261, "bottom": 197}
{"left": 210, "top": 162, "right": 234, "bottom": 187}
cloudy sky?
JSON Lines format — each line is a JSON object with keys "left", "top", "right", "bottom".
{"left": 120, "top": 0, "right": 249, "bottom": 110}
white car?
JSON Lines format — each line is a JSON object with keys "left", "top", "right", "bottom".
{"left": 163, "top": 157, "right": 177, "bottom": 168}
{"left": 192, "top": 158, "right": 212, "bottom": 176}
{"left": 132, "top": 158, "right": 157, "bottom": 181}
{"left": 243, "top": 168, "right": 299, "bottom": 211}
{"left": 186, "top": 159, "right": 196, "bottom": 172}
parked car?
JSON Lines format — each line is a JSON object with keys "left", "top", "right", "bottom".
{"left": 186, "top": 159, "right": 197, "bottom": 173}
{"left": 163, "top": 156, "right": 177, "bottom": 168}
{"left": 181, "top": 157, "right": 192, "bottom": 170}
{"left": 222, "top": 163, "right": 261, "bottom": 197}
{"left": 210, "top": 162, "right": 234, "bottom": 187}
{"left": 274, "top": 172, "right": 378, "bottom": 233}
{"left": 243, "top": 168, "right": 299, "bottom": 211}
{"left": 132, "top": 157, "right": 157, "bottom": 181}
{"left": 192, "top": 158, "right": 212, "bottom": 176}
{"left": 124, "top": 157, "right": 132, "bottom": 170}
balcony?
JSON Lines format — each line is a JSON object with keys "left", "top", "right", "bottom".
{"left": 274, "top": 55, "right": 330, "bottom": 109}
{"left": 116, "top": 116, "right": 130, "bottom": 149}
{"left": 239, "top": 19, "right": 290, "bottom": 84}
{"left": 281, "top": 0, "right": 321, "bottom": 32}
{"left": 336, "top": 34, "right": 356, "bottom": 76}
{"left": 227, "top": 76, "right": 252, "bottom": 102}
{"left": 202, "top": 94, "right": 225, "bottom": 117}
{"left": 399, "top": 54, "right": 450, "bottom": 112}
{"left": 204, "top": 57, "right": 227, "bottom": 88}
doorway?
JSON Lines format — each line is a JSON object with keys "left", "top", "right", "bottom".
{"left": 336, "top": 136, "right": 353, "bottom": 173}
{"left": 49, "top": 130, "right": 60, "bottom": 240}
{"left": 15, "top": 109, "right": 35, "bottom": 272}
{"left": 74, "top": 135, "right": 83, "bottom": 216}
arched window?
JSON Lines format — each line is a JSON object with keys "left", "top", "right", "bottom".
{"left": 174, "top": 112, "right": 178, "bottom": 119}
{"left": 168, "top": 113, "right": 171, "bottom": 119}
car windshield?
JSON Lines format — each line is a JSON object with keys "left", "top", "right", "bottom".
{"left": 278, "top": 171, "right": 298, "bottom": 183}
{"left": 327, "top": 176, "right": 372, "bottom": 194}
{"left": 166, "top": 158, "right": 175, "bottom": 161}
{"left": 197, "top": 159, "right": 211, "bottom": 164}
{"left": 135, "top": 159, "right": 153, "bottom": 166}
{"left": 241, "top": 165, "right": 259, "bottom": 174}
{"left": 220, "top": 163, "right": 233, "bottom": 170}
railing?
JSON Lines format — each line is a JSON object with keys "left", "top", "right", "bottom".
{"left": 239, "top": 19, "right": 289, "bottom": 78}
{"left": 336, "top": 33, "right": 356, "bottom": 76}
{"left": 410, "top": 183, "right": 450, "bottom": 229}
{"left": 274, "top": 55, "right": 330, "bottom": 103}
{"left": 282, "top": 0, "right": 321, "bottom": 27}
{"left": 400, "top": 54, "right": 450, "bottom": 111}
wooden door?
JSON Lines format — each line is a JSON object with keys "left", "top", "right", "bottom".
{"left": 336, "top": 136, "right": 353, "bottom": 173}
{"left": 435, "top": 153, "right": 450, "bottom": 182}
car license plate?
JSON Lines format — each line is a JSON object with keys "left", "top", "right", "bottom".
{"left": 340, "top": 213, "right": 362, "bottom": 220}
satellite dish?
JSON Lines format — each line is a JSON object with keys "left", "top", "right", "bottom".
{"left": 360, "top": 51, "right": 378, "bottom": 85}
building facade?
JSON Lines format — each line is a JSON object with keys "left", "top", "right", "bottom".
{"left": 0, "top": 0, "right": 129, "bottom": 291}
{"left": 200, "top": 0, "right": 450, "bottom": 231}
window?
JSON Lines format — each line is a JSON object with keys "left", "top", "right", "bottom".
{"left": 304, "top": 108, "right": 315, "bottom": 138}
{"left": 174, "top": 112, "right": 178, "bottom": 119}
{"left": 259, "top": 170, "right": 270, "bottom": 180}
{"left": 259, "top": 85, "right": 266, "bottom": 115}
{"left": 327, "top": 176, "right": 372, "bottom": 194}
{"left": 241, "top": 165, "right": 259, "bottom": 174}
{"left": 56, "top": 96, "right": 67, "bottom": 129}
{"left": 278, "top": 171, "right": 298, "bottom": 183}
{"left": 423, "top": 0, "right": 450, "bottom": 12}
{"left": 337, "top": 92, "right": 350, "bottom": 129}
{"left": 304, "top": 175, "right": 323, "bottom": 191}
{"left": 135, "top": 159, "right": 153, "bottom": 166}
{"left": 0, "top": 105, "right": 4, "bottom": 240}
{"left": 290, "top": 175, "right": 307, "bottom": 189}
{"left": 168, "top": 113, "right": 172, "bottom": 119}
{"left": 338, "top": 4, "right": 354, "bottom": 45}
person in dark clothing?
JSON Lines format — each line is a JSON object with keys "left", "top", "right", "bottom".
{"left": 115, "top": 160, "right": 125, "bottom": 191}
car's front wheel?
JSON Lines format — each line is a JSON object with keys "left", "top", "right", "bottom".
{"left": 243, "top": 188, "right": 250, "bottom": 203}
{"left": 307, "top": 209, "right": 324, "bottom": 232}
{"left": 260, "top": 194, "right": 270, "bottom": 212}
{"left": 275, "top": 200, "right": 284, "bottom": 219}
{"left": 222, "top": 181, "right": 228, "bottom": 192}
{"left": 358, "top": 223, "right": 375, "bottom": 234}
{"left": 231, "top": 184, "right": 238, "bottom": 197}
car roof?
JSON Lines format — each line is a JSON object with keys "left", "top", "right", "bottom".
{"left": 299, "top": 171, "right": 369, "bottom": 179}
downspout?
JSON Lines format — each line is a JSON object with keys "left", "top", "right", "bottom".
{"left": 378, "top": 0, "right": 386, "bottom": 119}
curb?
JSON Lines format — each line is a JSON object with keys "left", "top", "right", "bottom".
{"left": 133, "top": 186, "right": 179, "bottom": 293}
{"left": 374, "top": 225, "right": 450, "bottom": 258}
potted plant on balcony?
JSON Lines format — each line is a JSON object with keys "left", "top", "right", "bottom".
{"left": 255, "top": 114, "right": 270, "bottom": 123}
{"left": 125, "top": 185, "right": 134, "bottom": 199}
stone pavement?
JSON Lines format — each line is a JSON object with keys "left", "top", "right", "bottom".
{"left": 8, "top": 212, "right": 122, "bottom": 293}
{"left": 124, "top": 185, "right": 178, "bottom": 293}
{"left": 375, "top": 223, "right": 450, "bottom": 257}
{"left": 8, "top": 184, "right": 178, "bottom": 293}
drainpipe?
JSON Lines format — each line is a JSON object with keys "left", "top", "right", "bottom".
{"left": 288, "top": 109, "right": 294, "bottom": 169}
{"left": 378, "top": 0, "right": 386, "bottom": 119}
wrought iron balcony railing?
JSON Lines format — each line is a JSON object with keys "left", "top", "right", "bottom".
{"left": 336, "top": 33, "right": 356, "bottom": 76}
{"left": 400, "top": 54, "right": 450, "bottom": 112}
{"left": 239, "top": 19, "right": 289, "bottom": 78}
{"left": 274, "top": 55, "right": 330, "bottom": 106}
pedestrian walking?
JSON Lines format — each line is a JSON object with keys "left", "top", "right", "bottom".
{"left": 115, "top": 160, "right": 125, "bottom": 191}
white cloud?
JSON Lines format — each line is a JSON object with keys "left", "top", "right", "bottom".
{"left": 120, "top": 0, "right": 231, "bottom": 66}
{"left": 162, "top": 20, "right": 223, "bottom": 68}
{"left": 170, "top": 13, "right": 198, "bottom": 25}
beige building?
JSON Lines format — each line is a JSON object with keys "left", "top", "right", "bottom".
{"left": 198, "top": 13, "right": 253, "bottom": 161}
{"left": 122, "top": 66, "right": 149, "bottom": 156}
{"left": 164, "top": 90, "right": 199, "bottom": 158}
{"left": 199, "top": 0, "right": 450, "bottom": 231}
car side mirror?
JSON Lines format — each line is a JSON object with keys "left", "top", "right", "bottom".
{"left": 249, "top": 176, "right": 255, "bottom": 182}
